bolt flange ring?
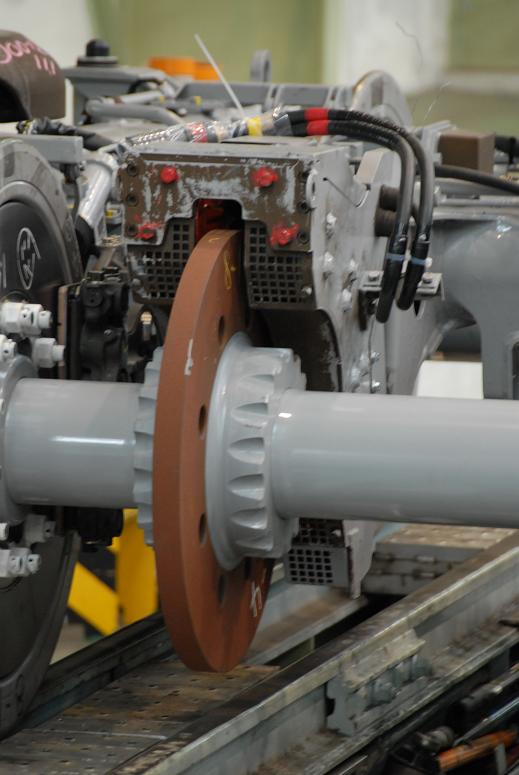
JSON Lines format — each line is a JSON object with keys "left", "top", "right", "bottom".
{"left": 153, "top": 230, "right": 272, "bottom": 671}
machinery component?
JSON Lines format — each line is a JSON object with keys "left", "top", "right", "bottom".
{"left": 133, "top": 347, "right": 161, "bottom": 544}
{"left": 152, "top": 230, "right": 272, "bottom": 671}
{"left": 9, "top": 31, "right": 519, "bottom": 740}
{"left": 75, "top": 152, "right": 118, "bottom": 260}
{"left": 0, "top": 301, "right": 51, "bottom": 335}
{"left": 4, "top": 378, "right": 138, "bottom": 509}
{"left": 0, "top": 137, "right": 82, "bottom": 737}
{"left": 205, "top": 332, "right": 304, "bottom": 569}
{"left": 3, "top": 533, "right": 519, "bottom": 773}
{"left": 0, "top": 31, "right": 65, "bottom": 120}
{"left": 72, "top": 267, "right": 130, "bottom": 381}
{"left": 23, "top": 513, "right": 55, "bottom": 545}
{"left": 0, "top": 335, "right": 17, "bottom": 362}
{"left": 0, "top": 546, "right": 41, "bottom": 577}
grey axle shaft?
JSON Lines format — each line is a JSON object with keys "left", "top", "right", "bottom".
{"left": 1, "top": 339, "right": 519, "bottom": 568}
{"left": 205, "top": 334, "right": 519, "bottom": 569}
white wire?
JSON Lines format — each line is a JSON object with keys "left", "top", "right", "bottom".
{"left": 194, "top": 33, "right": 246, "bottom": 119}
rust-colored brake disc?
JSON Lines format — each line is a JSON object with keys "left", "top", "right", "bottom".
{"left": 153, "top": 229, "right": 271, "bottom": 671}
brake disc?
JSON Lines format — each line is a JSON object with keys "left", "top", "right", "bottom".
{"left": 0, "top": 139, "right": 82, "bottom": 736}
{"left": 153, "top": 230, "right": 272, "bottom": 671}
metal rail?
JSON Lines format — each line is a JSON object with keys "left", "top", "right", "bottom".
{"left": 1, "top": 529, "right": 519, "bottom": 774}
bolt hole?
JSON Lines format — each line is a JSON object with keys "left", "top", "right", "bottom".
{"left": 298, "top": 201, "right": 309, "bottom": 214}
{"left": 217, "top": 315, "right": 225, "bottom": 345}
{"left": 217, "top": 574, "right": 227, "bottom": 606}
{"left": 198, "top": 405, "right": 207, "bottom": 437}
{"left": 199, "top": 513, "right": 207, "bottom": 545}
{"left": 126, "top": 192, "right": 138, "bottom": 206}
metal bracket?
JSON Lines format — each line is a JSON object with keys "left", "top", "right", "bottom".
{"left": 359, "top": 269, "right": 442, "bottom": 298}
{"left": 326, "top": 630, "right": 431, "bottom": 736}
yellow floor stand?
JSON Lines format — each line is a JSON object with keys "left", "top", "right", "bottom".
{"left": 68, "top": 510, "right": 158, "bottom": 635}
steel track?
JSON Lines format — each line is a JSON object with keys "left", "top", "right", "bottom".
{"left": 1, "top": 529, "right": 519, "bottom": 774}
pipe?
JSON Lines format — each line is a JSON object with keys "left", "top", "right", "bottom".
{"left": 271, "top": 390, "right": 519, "bottom": 528}
{"left": 86, "top": 99, "right": 182, "bottom": 126}
{"left": 75, "top": 151, "right": 117, "bottom": 259}
{"left": 4, "top": 379, "right": 139, "bottom": 509}
{"left": 438, "top": 730, "right": 517, "bottom": 771}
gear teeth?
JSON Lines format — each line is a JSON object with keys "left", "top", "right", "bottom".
{"left": 134, "top": 347, "right": 162, "bottom": 544}
{"left": 218, "top": 343, "right": 305, "bottom": 562}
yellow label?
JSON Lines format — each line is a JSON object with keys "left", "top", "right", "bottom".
{"left": 224, "top": 251, "right": 236, "bottom": 290}
{"left": 247, "top": 117, "right": 263, "bottom": 137}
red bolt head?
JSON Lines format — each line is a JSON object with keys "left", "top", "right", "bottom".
{"left": 160, "top": 166, "right": 180, "bottom": 184}
{"left": 270, "top": 223, "right": 299, "bottom": 247}
{"left": 252, "top": 166, "right": 279, "bottom": 188}
{"left": 138, "top": 225, "right": 157, "bottom": 241}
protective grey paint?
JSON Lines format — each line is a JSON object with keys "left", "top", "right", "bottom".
{"left": 4, "top": 378, "right": 139, "bottom": 509}
{"left": 271, "top": 389, "right": 519, "bottom": 527}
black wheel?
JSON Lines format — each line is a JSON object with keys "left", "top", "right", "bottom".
{"left": 0, "top": 140, "right": 83, "bottom": 736}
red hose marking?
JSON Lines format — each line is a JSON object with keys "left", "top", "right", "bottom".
{"left": 305, "top": 108, "right": 328, "bottom": 121}
{"left": 307, "top": 120, "right": 329, "bottom": 136}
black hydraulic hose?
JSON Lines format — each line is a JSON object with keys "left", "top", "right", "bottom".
{"left": 17, "top": 117, "right": 112, "bottom": 151}
{"left": 347, "top": 112, "right": 433, "bottom": 311}
{"left": 287, "top": 109, "right": 434, "bottom": 251}
{"left": 287, "top": 109, "right": 434, "bottom": 312}
{"left": 291, "top": 117, "right": 415, "bottom": 322}
{"left": 435, "top": 163, "right": 519, "bottom": 195}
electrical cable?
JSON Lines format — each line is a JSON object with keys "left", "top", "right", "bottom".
{"left": 285, "top": 108, "right": 434, "bottom": 312}
{"left": 289, "top": 116, "right": 415, "bottom": 322}
{"left": 17, "top": 117, "right": 112, "bottom": 151}
{"left": 435, "top": 163, "right": 519, "bottom": 195}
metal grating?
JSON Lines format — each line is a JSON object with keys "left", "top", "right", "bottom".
{"left": 287, "top": 547, "right": 334, "bottom": 585}
{"left": 285, "top": 518, "right": 349, "bottom": 587}
{"left": 245, "top": 222, "right": 312, "bottom": 308}
{"left": 129, "top": 219, "right": 194, "bottom": 304}
{"left": 296, "top": 519, "right": 345, "bottom": 547}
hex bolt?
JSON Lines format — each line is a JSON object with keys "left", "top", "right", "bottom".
{"left": 0, "top": 336, "right": 17, "bottom": 362}
{"left": 300, "top": 285, "right": 313, "bottom": 298}
{"left": 26, "top": 554, "right": 41, "bottom": 574}
{"left": 8, "top": 554, "right": 23, "bottom": 575}
{"left": 160, "top": 165, "right": 180, "bottom": 185}
{"left": 340, "top": 288, "right": 353, "bottom": 312}
{"left": 325, "top": 212, "right": 337, "bottom": 237}
{"left": 24, "top": 514, "right": 55, "bottom": 545}
{"left": 321, "top": 252, "right": 335, "bottom": 279}
{"left": 370, "top": 351, "right": 381, "bottom": 364}
{"left": 345, "top": 259, "right": 358, "bottom": 281}
{"left": 422, "top": 273, "right": 433, "bottom": 285}
{"left": 370, "top": 677, "right": 397, "bottom": 706}
{"left": 31, "top": 339, "right": 65, "bottom": 369}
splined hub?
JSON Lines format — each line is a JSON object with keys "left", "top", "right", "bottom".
{"left": 205, "top": 332, "right": 304, "bottom": 569}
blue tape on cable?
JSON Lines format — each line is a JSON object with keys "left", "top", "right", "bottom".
{"left": 387, "top": 252, "right": 405, "bottom": 263}
{"left": 410, "top": 255, "right": 427, "bottom": 266}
